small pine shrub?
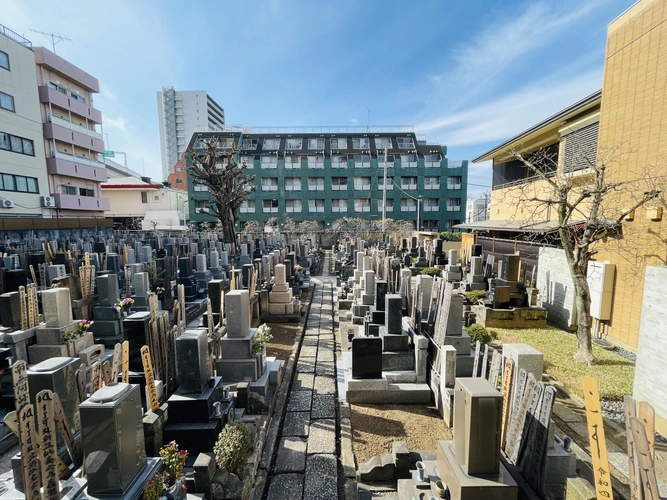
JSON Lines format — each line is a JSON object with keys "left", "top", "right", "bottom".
{"left": 213, "top": 422, "right": 253, "bottom": 477}
{"left": 439, "top": 232, "right": 462, "bottom": 241}
{"left": 465, "top": 290, "right": 486, "bottom": 304}
{"left": 421, "top": 267, "right": 442, "bottom": 278}
{"left": 464, "top": 324, "right": 492, "bottom": 346}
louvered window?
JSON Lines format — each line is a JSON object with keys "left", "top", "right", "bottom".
{"left": 563, "top": 122, "right": 599, "bottom": 173}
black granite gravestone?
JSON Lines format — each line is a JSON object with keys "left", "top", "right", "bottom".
{"left": 351, "top": 337, "right": 382, "bottom": 379}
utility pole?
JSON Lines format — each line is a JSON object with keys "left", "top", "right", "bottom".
{"left": 381, "top": 146, "right": 388, "bottom": 233}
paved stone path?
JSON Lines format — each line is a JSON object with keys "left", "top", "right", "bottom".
{"left": 267, "top": 251, "right": 340, "bottom": 500}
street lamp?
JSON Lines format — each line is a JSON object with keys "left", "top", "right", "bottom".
{"left": 417, "top": 195, "right": 423, "bottom": 232}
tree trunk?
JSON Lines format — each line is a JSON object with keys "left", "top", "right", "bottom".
{"left": 572, "top": 272, "right": 596, "bottom": 365}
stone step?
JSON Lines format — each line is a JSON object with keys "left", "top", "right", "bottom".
{"left": 382, "top": 351, "right": 414, "bottom": 371}
{"left": 384, "top": 370, "right": 417, "bottom": 383}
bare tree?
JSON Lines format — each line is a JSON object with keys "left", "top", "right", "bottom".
{"left": 187, "top": 136, "right": 256, "bottom": 247}
{"left": 240, "top": 220, "right": 261, "bottom": 236}
{"left": 507, "top": 146, "right": 661, "bottom": 365}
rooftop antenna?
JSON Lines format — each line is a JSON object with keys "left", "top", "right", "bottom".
{"left": 29, "top": 29, "right": 71, "bottom": 54}
{"left": 366, "top": 107, "right": 371, "bottom": 132}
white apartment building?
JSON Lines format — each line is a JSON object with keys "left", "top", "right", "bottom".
{"left": 0, "top": 27, "right": 49, "bottom": 217}
{"left": 466, "top": 198, "right": 489, "bottom": 223}
{"left": 156, "top": 87, "right": 225, "bottom": 179}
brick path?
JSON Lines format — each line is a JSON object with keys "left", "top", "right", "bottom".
{"left": 267, "top": 251, "right": 340, "bottom": 499}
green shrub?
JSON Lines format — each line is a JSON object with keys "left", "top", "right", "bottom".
{"left": 439, "top": 232, "right": 462, "bottom": 241}
{"left": 213, "top": 422, "right": 253, "bottom": 477}
{"left": 421, "top": 267, "right": 442, "bottom": 277}
{"left": 465, "top": 290, "right": 486, "bottom": 304}
{"left": 464, "top": 324, "right": 493, "bottom": 346}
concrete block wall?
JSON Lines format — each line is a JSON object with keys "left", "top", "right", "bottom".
{"left": 536, "top": 247, "right": 576, "bottom": 329}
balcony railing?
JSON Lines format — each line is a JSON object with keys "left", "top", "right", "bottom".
{"left": 48, "top": 114, "right": 102, "bottom": 140}
{"left": 0, "top": 24, "right": 32, "bottom": 49}
{"left": 425, "top": 184, "right": 441, "bottom": 190}
{"left": 447, "top": 206, "right": 461, "bottom": 212}
{"left": 447, "top": 184, "right": 462, "bottom": 190}
{"left": 424, "top": 161, "right": 441, "bottom": 168}
{"left": 54, "top": 151, "right": 103, "bottom": 169}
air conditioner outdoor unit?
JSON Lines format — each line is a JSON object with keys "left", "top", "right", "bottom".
{"left": 1, "top": 199, "right": 14, "bottom": 208}
{"left": 42, "top": 196, "right": 56, "bottom": 208}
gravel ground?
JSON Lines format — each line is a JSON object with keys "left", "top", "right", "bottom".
{"left": 350, "top": 403, "right": 452, "bottom": 465}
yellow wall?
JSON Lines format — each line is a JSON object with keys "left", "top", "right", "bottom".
{"left": 593, "top": 0, "right": 667, "bottom": 349}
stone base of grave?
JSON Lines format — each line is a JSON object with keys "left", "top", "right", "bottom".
{"left": 35, "top": 321, "right": 80, "bottom": 344}
{"left": 1, "top": 327, "right": 37, "bottom": 362}
{"left": 163, "top": 420, "right": 221, "bottom": 456}
{"left": 471, "top": 305, "right": 548, "bottom": 328}
{"left": 216, "top": 358, "right": 259, "bottom": 382}
{"left": 29, "top": 330, "right": 95, "bottom": 363}
{"left": 168, "top": 376, "right": 226, "bottom": 424}
{"left": 220, "top": 329, "right": 256, "bottom": 359}
{"left": 92, "top": 305, "right": 122, "bottom": 321}
{"left": 435, "top": 441, "right": 518, "bottom": 500}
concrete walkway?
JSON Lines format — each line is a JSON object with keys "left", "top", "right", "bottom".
{"left": 266, "top": 251, "right": 341, "bottom": 500}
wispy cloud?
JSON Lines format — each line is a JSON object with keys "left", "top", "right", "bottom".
{"left": 104, "top": 116, "right": 127, "bottom": 132}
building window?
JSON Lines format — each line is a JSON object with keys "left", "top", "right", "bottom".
{"left": 49, "top": 82, "right": 67, "bottom": 94}
{"left": 377, "top": 199, "right": 394, "bottom": 212}
{"left": 284, "top": 156, "right": 301, "bottom": 169}
{"left": 354, "top": 199, "right": 371, "bottom": 213}
{"left": 376, "top": 153, "right": 394, "bottom": 168}
{"left": 375, "top": 137, "right": 391, "bottom": 149}
{"left": 424, "top": 176, "right": 440, "bottom": 190}
{"left": 309, "top": 199, "right": 325, "bottom": 213}
{"left": 331, "top": 155, "right": 347, "bottom": 168}
{"left": 447, "top": 198, "right": 462, "bottom": 212}
{"left": 0, "top": 51, "right": 9, "bottom": 71}
{"left": 285, "top": 199, "right": 302, "bottom": 213}
{"left": 141, "top": 192, "right": 148, "bottom": 203}
{"left": 154, "top": 195, "right": 160, "bottom": 201}
{"left": 330, "top": 137, "right": 348, "bottom": 149}
{"left": 307, "top": 155, "right": 324, "bottom": 169}
{"left": 308, "top": 177, "right": 324, "bottom": 191}
{"left": 398, "top": 154, "right": 417, "bottom": 167}
{"left": 308, "top": 138, "right": 324, "bottom": 149}
{"left": 240, "top": 200, "right": 255, "bottom": 213}
{"left": 260, "top": 155, "right": 277, "bottom": 169}
{"left": 261, "top": 177, "right": 278, "bottom": 192}
{"left": 193, "top": 183, "right": 209, "bottom": 191}
{"left": 353, "top": 154, "right": 370, "bottom": 168}
{"left": 241, "top": 200, "right": 256, "bottom": 214}
{"left": 331, "top": 199, "right": 347, "bottom": 213}
{"left": 176, "top": 167, "right": 184, "bottom": 172}
{"left": 239, "top": 155, "right": 254, "bottom": 168}
{"left": 71, "top": 92, "right": 86, "bottom": 104}
{"left": 378, "top": 176, "right": 394, "bottom": 190}
{"left": 397, "top": 137, "right": 414, "bottom": 149}
{"left": 194, "top": 200, "right": 209, "bottom": 213}
{"left": 352, "top": 137, "right": 369, "bottom": 149}
{"left": 447, "top": 176, "right": 462, "bottom": 190}
{"left": 0, "top": 132, "right": 35, "bottom": 156}
{"left": 423, "top": 220, "right": 439, "bottom": 231}
{"left": 354, "top": 177, "right": 371, "bottom": 191}
{"left": 401, "top": 199, "right": 417, "bottom": 212}
{"left": 285, "top": 177, "right": 301, "bottom": 191}
{"left": 331, "top": 177, "right": 347, "bottom": 191}
{"left": 285, "top": 138, "right": 303, "bottom": 150}
{"left": 217, "top": 138, "right": 234, "bottom": 148}
{"left": 401, "top": 176, "right": 417, "bottom": 190}
{"left": 263, "top": 138, "right": 280, "bottom": 149}
{"left": 0, "top": 91, "right": 15, "bottom": 112}
{"left": 79, "top": 188, "right": 95, "bottom": 197}
{"left": 61, "top": 185, "right": 76, "bottom": 195}
{"left": 424, "top": 154, "right": 441, "bottom": 168}
{"left": 0, "top": 174, "right": 38, "bottom": 193}
{"left": 242, "top": 138, "right": 258, "bottom": 150}
{"left": 263, "top": 199, "right": 279, "bottom": 213}
{"left": 445, "top": 220, "right": 461, "bottom": 231}
{"left": 423, "top": 198, "right": 439, "bottom": 212}
{"left": 176, "top": 178, "right": 184, "bottom": 184}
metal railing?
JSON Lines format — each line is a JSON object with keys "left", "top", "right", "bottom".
{"left": 194, "top": 124, "right": 417, "bottom": 134}
{"left": 0, "top": 24, "right": 32, "bottom": 49}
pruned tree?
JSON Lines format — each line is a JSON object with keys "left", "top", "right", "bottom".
{"left": 187, "top": 136, "right": 256, "bottom": 247}
{"left": 240, "top": 220, "right": 261, "bottom": 236}
{"left": 506, "top": 145, "right": 662, "bottom": 365}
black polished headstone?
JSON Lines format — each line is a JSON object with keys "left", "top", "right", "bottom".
{"left": 351, "top": 337, "right": 382, "bottom": 379}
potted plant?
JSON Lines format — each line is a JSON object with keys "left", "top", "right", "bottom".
{"left": 141, "top": 441, "right": 188, "bottom": 500}
{"left": 252, "top": 324, "right": 272, "bottom": 377}
{"left": 213, "top": 421, "right": 253, "bottom": 477}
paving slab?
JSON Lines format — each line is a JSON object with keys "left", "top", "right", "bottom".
{"left": 287, "top": 390, "right": 313, "bottom": 412}
{"left": 317, "top": 350, "right": 335, "bottom": 362}
{"left": 297, "top": 358, "right": 316, "bottom": 373}
{"left": 275, "top": 437, "right": 307, "bottom": 473}
{"left": 312, "top": 394, "right": 337, "bottom": 419}
{"left": 308, "top": 418, "right": 336, "bottom": 454}
{"left": 314, "top": 376, "right": 337, "bottom": 395}
{"left": 282, "top": 411, "right": 311, "bottom": 437}
{"left": 316, "top": 363, "right": 336, "bottom": 377}
{"left": 267, "top": 473, "right": 304, "bottom": 500}
{"left": 304, "top": 454, "right": 339, "bottom": 500}
{"left": 293, "top": 372, "right": 315, "bottom": 391}
{"left": 301, "top": 346, "right": 318, "bottom": 357}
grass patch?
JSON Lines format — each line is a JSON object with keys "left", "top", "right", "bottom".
{"left": 493, "top": 326, "right": 634, "bottom": 401}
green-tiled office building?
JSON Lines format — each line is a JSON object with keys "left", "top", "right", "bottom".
{"left": 186, "top": 127, "right": 467, "bottom": 232}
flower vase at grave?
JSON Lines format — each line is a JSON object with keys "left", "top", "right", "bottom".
{"left": 164, "top": 477, "right": 186, "bottom": 500}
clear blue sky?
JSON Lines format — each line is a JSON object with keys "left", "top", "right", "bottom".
{"left": 5, "top": 0, "right": 632, "bottom": 196}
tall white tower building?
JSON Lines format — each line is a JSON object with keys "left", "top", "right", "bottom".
{"left": 156, "top": 87, "right": 225, "bottom": 179}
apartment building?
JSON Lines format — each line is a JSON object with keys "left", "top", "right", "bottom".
{"left": 157, "top": 87, "right": 225, "bottom": 179}
{"left": 465, "top": 198, "right": 489, "bottom": 223}
{"left": 34, "top": 46, "right": 110, "bottom": 216}
{"left": 186, "top": 127, "right": 468, "bottom": 233}
{"left": 0, "top": 26, "right": 49, "bottom": 217}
